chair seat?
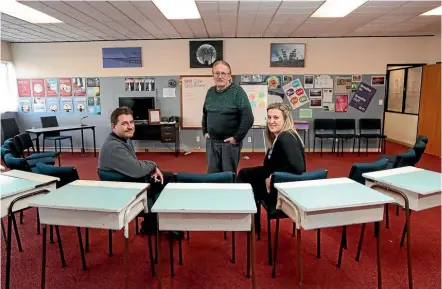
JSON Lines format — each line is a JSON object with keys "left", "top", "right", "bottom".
{"left": 315, "top": 133, "right": 336, "bottom": 138}
{"left": 25, "top": 152, "right": 60, "bottom": 160}
{"left": 337, "top": 133, "right": 356, "bottom": 138}
{"left": 27, "top": 157, "right": 55, "bottom": 167}
{"left": 44, "top": 136, "right": 72, "bottom": 140}
{"left": 31, "top": 167, "right": 39, "bottom": 173}
{"left": 359, "top": 134, "right": 386, "bottom": 138}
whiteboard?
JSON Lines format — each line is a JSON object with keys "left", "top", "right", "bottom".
{"left": 180, "top": 76, "right": 214, "bottom": 128}
{"left": 240, "top": 84, "right": 268, "bottom": 126}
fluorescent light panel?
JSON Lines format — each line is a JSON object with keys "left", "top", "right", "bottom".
{"left": 311, "top": 0, "right": 368, "bottom": 18}
{"left": 0, "top": 0, "right": 62, "bottom": 23}
{"left": 421, "top": 6, "right": 442, "bottom": 16}
{"left": 152, "top": 0, "right": 201, "bottom": 20}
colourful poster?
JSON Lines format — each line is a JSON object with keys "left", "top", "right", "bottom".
{"left": 17, "top": 79, "right": 31, "bottom": 97}
{"left": 74, "top": 97, "right": 87, "bottom": 115}
{"left": 335, "top": 94, "right": 348, "bottom": 112}
{"left": 87, "top": 97, "right": 101, "bottom": 115}
{"left": 72, "top": 77, "right": 87, "bottom": 96}
{"left": 33, "top": 97, "right": 46, "bottom": 112}
{"left": 31, "top": 79, "right": 45, "bottom": 97}
{"left": 283, "top": 78, "right": 309, "bottom": 110}
{"left": 265, "top": 75, "right": 282, "bottom": 89}
{"left": 46, "top": 98, "right": 60, "bottom": 113}
{"left": 45, "top": 78, "right": 59, "bottom": 97}
{"left": 349, "top": 82, "right": 377, "bottom": 113}
{"left": 60, "top": 98, "right": 73, "bottom": 113}
{"left": 19, "top": 98, "right": 31, "bottom": 113}
{"left": 59, "top": 78, "right": 72, "bottom": 96}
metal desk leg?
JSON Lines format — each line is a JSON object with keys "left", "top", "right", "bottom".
{"left": 93, "top": 128, "right": 97, "bottom": 158}
{"left": 251, "top": 214, "right": 257, "bottom": 289}
{"left": 41, "top": 225, "right": 47, "bottom": 289}
{"left": 81, "top": 129, "right": 85, "bottom": 156}
{"left": 157, "top": 218, "right": 163, "bottom": 289}
{"left": 376, "top": 222, "right": 382, "bottom": 289}
{"left": 124, "top": 236, "right": 129, "bottom": 289}
{"left": 297, "top": 228, "right": 303, "bottom": 289}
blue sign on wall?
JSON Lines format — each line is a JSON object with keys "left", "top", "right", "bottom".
{"left": 102, "top": 47, "right": 142, "bottom": 68}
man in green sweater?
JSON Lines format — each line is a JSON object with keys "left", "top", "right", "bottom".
{"left": 202, "top": 60, "right": 254, "bottom": 174}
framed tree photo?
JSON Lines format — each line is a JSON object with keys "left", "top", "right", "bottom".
{"left": 189, "top": 40, "right": 223, "bottom": 68}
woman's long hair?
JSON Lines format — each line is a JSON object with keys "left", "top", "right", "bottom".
{"left": 265, "top": 102, "right": 304, "bottom": 147}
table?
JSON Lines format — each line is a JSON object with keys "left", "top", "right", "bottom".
{"left": 26, "top": 125, "right": 96, "bottom": 157}
{"left": 295, "top": 120, "right": 311, "bottom": 152}
{"left": 151, "top": 183, "right": 257, "bottom": 289}
{"left": 29, "top": 180, "right": 150, "bottom": 289}
{"left": 133, "top": 122, "right": 180, "bottom": 157}
{"left": 274, "top": 178, "right": 394, "bottom": 289}
{"left": 1, "top": 170, "right": 58, "bottom": 289}
{"left": 362, "top": 166, "right": 441, "bottom": 289}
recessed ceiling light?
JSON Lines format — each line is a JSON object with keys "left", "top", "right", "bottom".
{"left": 152, "top": 0, "right": 201, "bottom": 20}
{"left": 0, "top": 0, "right": 62, "bottom": 23}
{"left": 311, "top": 0, "right": 368, "bottom": 18}
{"left": 421, "top": 6, "right": 442, "bottom": 16}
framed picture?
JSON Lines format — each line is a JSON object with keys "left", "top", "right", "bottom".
{"left": 102, "top": 47, "right": 142, "bottom": 68}
{"left": 270, "top": 43, "right": 305, "bottom": 67}
{"left": 148, "top": 109, "right": 161, "bottom": 124}
{"left": 189, "top": 40, "right": 223, "bottom": 68}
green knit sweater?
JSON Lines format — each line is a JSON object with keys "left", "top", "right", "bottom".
{"left": 202, "top": 83, "right": 254, "bottom": 142}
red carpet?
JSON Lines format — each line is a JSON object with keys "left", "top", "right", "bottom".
{"left": 1, "top": 142, "right": 441, "bottom": 289}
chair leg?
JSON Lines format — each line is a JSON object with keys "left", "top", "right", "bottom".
{"left": 231, "top": 232, "right": 236, "bottom": 264}
{"left": 19, "top": 211, "right": 23, "bottom": 224}
{"left": 54, "top": 226, "right": 66, "bottom": 267}
{"left": 42, "top": 139, "right": 45, "bottom": 153}
{"left": 147, "top": 233, "right": 155, "bottom": 277}
{"left": 352, "top": 138, "right": 356, "bottom": 153}
{"left": 400, "top": 211, "right": 411, "bottom": 247}
{"left": 292, "top": 222, "right": 296, "bottom": 237}
{"left": 267, "top": 215, "right": 272, "bottom": 265}
{"left": 108, "top": 230, "right": 113, "bottom": 256}
{"left": 178, "top": 236, "right": 183, "bottom": 265}
{"left": 37, "top": 209, "right": 40, "bottom": 235}
{"left": 57, "top": 155, "right": 61, "bottom": 167}
{"left": 271, "top": 217, "right": 280, "bottom": 278}
{"left": 50, "top": 225, "right": 54, "bottom": 243}
{"left": 385, "top": 204, "right": 389, "bottom": 229}
{"left": 313, "top": 137, "right": 316, "bottom": 154}
{"left": 76, "top": 228, "right": 87, "bottom": 270}
{"left": 336, "top": 138, "right": 339, "bottom": 156}
{"left": 135, "top": 217, "right": 139, "bottom": 235}
{"left": 59, "top": 140, "right": 62, "bottom": 154}
{"left": 317, "top": 229, "right": 321, "bottom": 259}
{"left": 169, "top": 232, "right": 174, "bottom": 277}
{"left": 337, "top": 226, "right": 346, "bottom": 268}
{"left": 365, "top": 138, "right": 369, "bottom": 156}
{"left": 11, "top": 213, "right": 23, "bottom": 252}
{"left": 224, "top": 231, "right": 227, "bottom": 240}
{"left": 1, "top": 219, "right": 7, "bottom": 250}
{"left": 70, "top": 137, "right": 73, "bottom": 155}
{"left": 396, "top": 205, "right": 400, "bottom": 216}
{"left": 256, "top": 203, "right": 261, "bottom": 241}
{"left": 355, "top": 223, "right": 366, "bottom": 262}
{"left": 186, "top": 231, "right": 190, "bottom": 240}
{"left": 320, "top": 138, "right": 323, "bottom": 157}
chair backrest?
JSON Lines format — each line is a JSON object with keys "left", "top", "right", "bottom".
{"left": 335, "top": 119, "right": 355, "bottom": 131}
{"left": 40, "top": 116, "right": 60, "bottom": 137}
{"left": 4, "top": 153, "right": 32, "bottom": 172}
{"left": 1, "top": 145, "right": 11, "bottom": 164}
{"left": 6, "top": 140, "right": 22, "bottom": 158}
{"left": 273, "top": 169, "right": 328, "bottom": 183}
{"left": 14, "top": 133, "right": 35, "bottom": 153}
{"left": 36, "top": 163, "right": 79, "bottom": 188}
{"left": 412, "top": 140, "right": 426, "bottom": 164}
{"left": 348, "top": 158, "right": 389, "bottom": 185}
{"left": 314, "top": 119, "right": 336, "bottom": 132}
{"left": 97, "top": 169, "right": 144, "bottom": 182}
{"left": 416, "top": 135, "right": 428, "bottom": 144}
{"left": 1, "top": 118, "right": 20, "bottom": 141}
{"left": 359, "top": 118, "right": 382, "bottom": 133}
{"left": 176, "top": 172, "right": 234, "bottom": 183}
{"left": 393, "top": 149, "right": 417, "bottom": 168}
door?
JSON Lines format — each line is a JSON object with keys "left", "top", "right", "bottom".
{"left": 417, "top": 64, "right": 441, "bottom": 157}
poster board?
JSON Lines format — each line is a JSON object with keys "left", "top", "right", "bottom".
{"left": 240, "top": 84, "right": 268, "bottom": 126}
{"left": 180, "top": 75, "right": 213, "bottom": 128}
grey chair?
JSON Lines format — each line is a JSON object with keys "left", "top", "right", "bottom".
{"left": 40, "top": 116, "right": 73, "bottom": 154}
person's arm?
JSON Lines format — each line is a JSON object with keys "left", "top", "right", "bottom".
{"left": 233, "top": 87, "right": 254, "bottom": 142}
{"left": 275, "top": 132, "right": 305, "bottom": 175}
{"left": 110, "top": 146, "right": 157, "bottom": 179}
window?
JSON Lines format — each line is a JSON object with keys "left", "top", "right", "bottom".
{"left": 0, "top": 61, "right": 18, "bottom": 113}
{"left": 385, "top": 65, "right": 423, "bottom": 115}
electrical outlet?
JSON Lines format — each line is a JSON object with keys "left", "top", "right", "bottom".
{"left": 196, "top": 136, "right": 200, "bottom": 142}
{"left": 248, "top": 137, "right": 252, "bottom": 143}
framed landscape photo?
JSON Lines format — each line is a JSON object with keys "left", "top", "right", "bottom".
{"left": 270, "top": 43, "right": 305, "bottom": 67}
{"left": 189, "top": 40, "right": 223, "bottom": 68}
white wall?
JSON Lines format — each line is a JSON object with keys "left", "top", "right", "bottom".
{"left": 384, "top": 112, "right": 418, "bottom": 146}
{"left": 11, "top": 36, "right": 441, "bottom": 78}
{"left": 1, "top": 41, "right": 13, "bottom": 62}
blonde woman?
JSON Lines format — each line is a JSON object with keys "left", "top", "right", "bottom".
{"left": 236, "top": 103, "right": 306, "bottom": 227}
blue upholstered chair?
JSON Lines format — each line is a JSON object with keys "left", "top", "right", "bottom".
{"left": 3, "top": 153, "right": 36, "bottom": 172}
{"left": 269, "top": 169, "right": 328, "bottom": 277}
{"left": 5, "top": 140, "right": 55, "bottom": 168}
{"left": 97, "top": 169, "right": 156, "bottom": 277}
{"left": 15, "top": 133, "right": 61, "bottom": 166}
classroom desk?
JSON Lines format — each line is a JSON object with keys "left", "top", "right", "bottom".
{"left": 26, "top": 125, "right": 96, "bottom": 157}
{"left": 294, "top": 120, "right": 311, "bottom": 151}
{"left": 1, "top": 170, "right": 58, "bottom": 289}
{"left": 274, "top": 178, "right": 394, "bottom": 289}
{"left": 362, "top": 166, "right": 442, "bottom": 289}
{"left": 29, "top": 180, "right": 149, "bottom": 289}
{"left": 151, "top": 183, "right": 257, "bottom": 289}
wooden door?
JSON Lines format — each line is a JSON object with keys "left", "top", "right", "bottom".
{"left": 418, "top": 64, "right": 441, "bottom": 157}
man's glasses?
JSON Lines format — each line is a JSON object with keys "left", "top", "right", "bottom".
{"left": 213, "top": 72, "right": 229, "bottom": 78}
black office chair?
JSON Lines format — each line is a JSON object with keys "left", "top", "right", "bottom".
{"left": 335, "top": 119, "right": 356, "bottom": 156}
{"left": 14, "top": 133, "right": 61, "bottom": 166}
{"left": 357, "top": 119, "right": 386, "bottom": 156}
{"left": 1, "top": 118, "right": 20, "bottom": 142}
{"left": 40, "top": 116, "right": 73, "bottom": 154}
{"left": 313, "top": 119, "right": 336, "bottom": 157}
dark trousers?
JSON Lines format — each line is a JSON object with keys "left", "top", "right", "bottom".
{"left": 236, "top": 166, "right": 273, "bottom": 230}
{"left": 142, "top": 171, "right": 175, "bottom": 234}
{"left": 206, "top": 138, "right": 242, "bottom": 174}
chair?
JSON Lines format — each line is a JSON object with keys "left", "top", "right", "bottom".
{"left": 269, "top": 169, "right": 328, "bottom": 277}
{"left": 344, "top": 159, "right": 389, "bottom": 264}
{"left": 3, "top": 153, "right": 37, "bottom": 173}
{"left": 174, "top": 172, "right": 234, "bottom": 276}
{"left": 97, "top": 169, "right": 156, "bottom": 277}
{"left": 357, "top": 119, "right": 386, "bottom": 156}
{"left": 411, "top": 140, "right": 426, "bottom": 165}
{"left": 313, "top": 119, "right": 336, "bottom": 156}
{"left": 1, "top": 118, "right": 20, "bottom": 142}
{"left": 417, "top": 135, "right": 428, "bottom": 144}
{"left": 40, "top": 116, "right": 73, "bottom": 154}
{"left": 14, "top": 133, "right": 61, "bottom": 166}
{"left": 335, "top": 119, "right": 356, "bottom": 156}
{"left": 6, "top": 140, "right": 55, "bottom": 168}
